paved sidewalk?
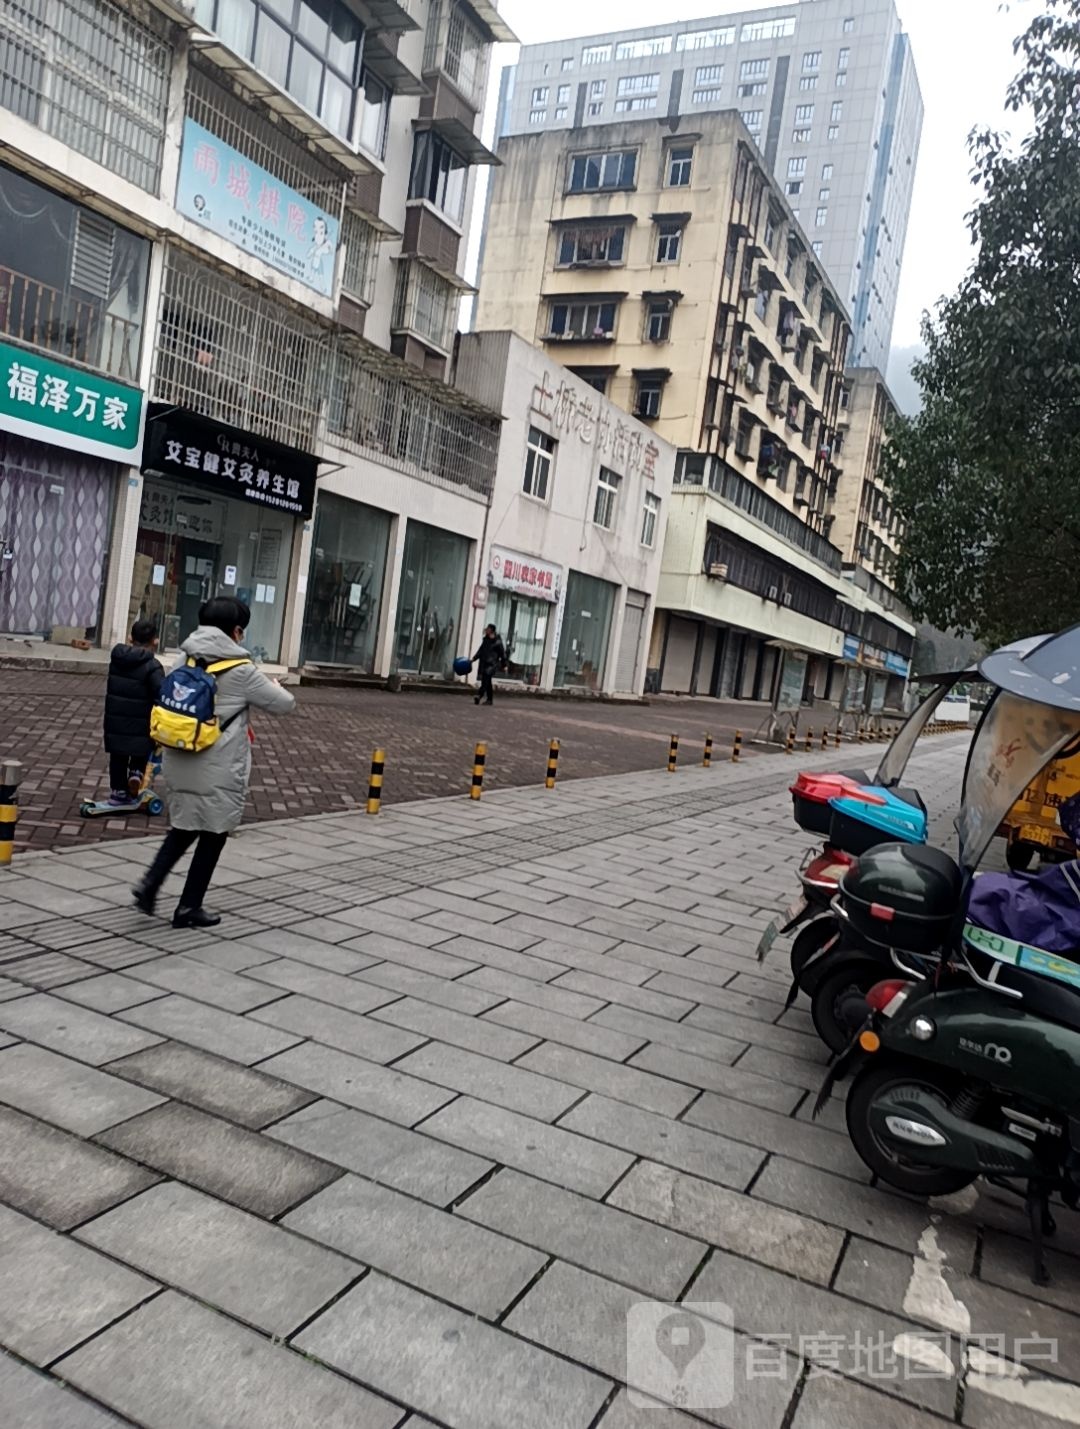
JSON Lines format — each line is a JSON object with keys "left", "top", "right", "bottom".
{"left": 0, "top": 734, "right": 1075, "bottom": 1429}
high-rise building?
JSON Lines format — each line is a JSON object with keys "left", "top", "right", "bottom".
{"left": 495, "top": 0, "right": 923, "bottom": 371}
{"left": 474, "top": 110, "right": 915, "bottom": 706}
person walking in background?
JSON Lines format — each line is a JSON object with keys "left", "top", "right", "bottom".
{"left": 134, "top": 597, "right": 294, "bottom": 928}
{"left": 473, "top": 623, "right": 507, "bottom": 706}
{"left": 103, "top": 619, "right": 163, "bottom": 805}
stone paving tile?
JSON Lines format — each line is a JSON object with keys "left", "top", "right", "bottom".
{"left": 96, "top": 1102, "right": 343, "bottom": 1217}
{"left": 1, "top": 883, "right": 112, "bottom": 918}
{"left": 693, "top": 1249, "right": 959, "bottom": 1415}
{"left": 554, "top": 969, "right": 697, "bottom": 1020}
{"left": 117, "top": 994, "right": 302, "bottom": 1065}
{"left": 232, "top": 926, "right": 380, "bottom": 975}
{"left": 529, "top": 942, "right": 659, "bottom": 986}
{"left": 792, "top": 1373, "right": 953, "bottom": 1429}
{"left": 486, "top": 999, "right": 645, "bottom": 1060}
{"left": 353, "top": 960, "right": 506, "bottom": 1015}
{"left": 0, "top": 992, "right": 163, "bottom": 1065}
{"left": 77, "top": 1180, "right": 358, "bottom": 1338}
{"left": 339, "top": 933, "right": 480, "bottom": 979}
{"left": 502, "top": 913, "right": 621, "bottom": 955}
{"left": 516, "top": 1041, "right": 697, "bottom": 1118}
{"left": 422, "top": 935, "right": 571, "bottom": 983}
{"left": 77, "top": 938, "right": 172, "bottom": 970}
{"left": 609, "top": 1160, "right": 844, "bottom": 1286}
{"left": 322, "top": 905, "right": 455, "bottom": 948}
{"left": 258, "top": 1040, "right": 457, "bottom": 1125}
{"left": 267, "top": 1100, "right": 491, "bottom": 1204}
{"left": 286, "top": 1173, "right": 545, "bottom": 1317}
{"left": 295, "top": 1270, "right": 612, "bottom": 1429}
{"left": 371, "top": 996, "right": 539, "bottom": 1060}
{"left": 597, "top": 1387, "right": 788, "bottom": 1429}
{"left": 122, "top": 955, "right": 285, "bottom": 1013}
{"left": 562, "top": 1094, "right": 765, "bottom": 1191}
{"left": 420, "top": 1096, "right": 634, "bottom": 1198}
{"left": 0, "top": 976, "right": 32, "bottom": 1002}
{"left": 0, "top": 1103, "right": 160, "bottom": 1229}
{"left": 3, "top": 950, "right": 101, "bottom": 987}
{"left": 394, "top": 1041, "right": 581, "bottom": 1121}
{"left": 0, "top": 1201, "right": 157, "bottom": 1366}
{"left": 179, "top": 941, "right": 281, "bottom": 972}
{"left": 466, "top": 967, "right": 608, "bottom": 1020}
{"left": 628, "top": 1042, "right": 804, "bottom": 1114}
{"left": 684, "top": 1090, "right": 871, "bottom": 1182}
{"left": 962, "top": 1380, "right": 1078, "bottom": 1429}
{"left": 458, "top": 1167, "right": 705, "bottom": 1300}
{"left": 505, "top": 1261, "right": 794, "bottom": 1429}
{"left": 978, "top": 1228, "right": 1080, "bottom": 1318}
{"left": 241, "top": 956, "right": 403, "bottom": 1014}
{"left": 104, "top": 1041, "right": 317, "bottom": 1129}
{"left": 733, "top": 1042, "right": 831, "bottom": 1092}
{"left": 680, "top": 999, "right": 829, "bottom": 1061}
{"left": 14, "top": 918, "right": 115, "bottom": 951}
{"left": 57, "top": 1290, "right": 401, "bottom": 1429}
{"left": 0, "top": 1348, "right": 127, "bottom": 1428}
{"left": 249, "top": 994, "right": 428, "bottom": 1063}
{"left": 418, "top": 911, "right": 546, "bottom": 952}
{"left": 0, "top": 1042, "right": 165, "bottom": 1135}
{"left": 55, "top": 972, "right": 169, "bottom": 1014}
{"left": 0, "top": 932, "right": 48, "bottom": 962}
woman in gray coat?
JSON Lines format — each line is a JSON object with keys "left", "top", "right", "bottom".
{"left": 134, "top": 597, "right": 295, "bottom": 928}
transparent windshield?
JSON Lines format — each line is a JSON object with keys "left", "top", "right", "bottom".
{"left": 874, "top": 680, "right": 960, "bottom": 787}
{"left": 955, "top": 690, "right": 1080, "bottom": 869}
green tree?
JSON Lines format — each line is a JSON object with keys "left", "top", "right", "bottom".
{"left": 886, "top": 0, "right": 1080, "bottom": 646}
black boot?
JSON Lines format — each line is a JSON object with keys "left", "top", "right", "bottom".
{"left": 132, "top": 882, "right": 157, "bottom": 916}
{"left": 172, "top": 906, "right": 221, "bottom": 929}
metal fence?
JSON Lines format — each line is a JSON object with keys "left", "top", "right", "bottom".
{"left": 0, "top": 0, "right": 171, "bottom": 193}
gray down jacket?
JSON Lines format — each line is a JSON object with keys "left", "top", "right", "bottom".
{"left": 162, "top": 626, "right": 295, "bottom": 834}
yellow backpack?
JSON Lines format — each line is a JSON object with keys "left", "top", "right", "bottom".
{"left": 150, "top": 657, "right": 250, "bottom": 752}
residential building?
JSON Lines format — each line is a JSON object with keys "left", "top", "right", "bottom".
{"left": 0, "top": 0, "right": 519, "bottom": 673}
{"left": 474, "top": 110, "right": 914, "bottom": 709}
{"left": 495, "top": 0, "right": 923, "bottom": 370}
{"left": 454, "top": 331, "right": 675, "bottom": 695}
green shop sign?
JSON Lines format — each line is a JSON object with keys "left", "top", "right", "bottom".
{"left": 1, "top": 339, "right": 144, "bottom": 464}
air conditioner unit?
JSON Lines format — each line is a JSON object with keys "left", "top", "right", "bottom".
{"left": 708, "top": 562, "right": 728, "bottom": 580}
{"left": 767, "top": 584, "right": 780, "bottom": 602}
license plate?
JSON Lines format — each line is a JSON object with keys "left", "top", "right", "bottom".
{"left": 755, "top": 895, "right": 807, "bottom": 961}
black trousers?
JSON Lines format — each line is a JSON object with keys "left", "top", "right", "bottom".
{"left": 143, "top": 827, "right": 228, "bottom": 910}
{"left": 477, "top": 670, "right": 494, "bottom": 703}
{"left": 109, "top": 753, "right": 145, "bottom": 792}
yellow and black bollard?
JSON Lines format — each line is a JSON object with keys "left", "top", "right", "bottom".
{"left": 732, "top": 729, "right": 742, "bottom": 763}
{"left": 703, "top": 734, "right": 713, "bottom": 768}
{"left": 366, "top": 749, "right": 385, "bottom": 816}
{"left": 834, "top": 726, "right": 842, "bottom": 750}
{"left": 545, "top": 739, "right": 560, "bottom": 790}
{"left": 668, "top": 734, "right": 679, "bottom": 773}
{"left": 0, "top": 758, "right": 22, "bottom": 868}
{"left": 470, "top": 742, "right": 487, "bottom": 800}
{"left": 804, "top": 727, "right": 813, "bottom": 754}
{"left": 821, "top": 728, "right": 829, "bottom": 751}
{"left": 785, "top": 725, "right": 796, "bottom": 755}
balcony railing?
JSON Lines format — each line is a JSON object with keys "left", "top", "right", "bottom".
{"left": 0, "top": 266, "right": 141, "bottom": 380}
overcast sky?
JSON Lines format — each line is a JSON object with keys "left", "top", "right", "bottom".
{"left": 477, "top": 0, "right": 1035, "bottom": 353}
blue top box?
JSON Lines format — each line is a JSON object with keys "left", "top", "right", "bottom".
{"left": 829, "top": 786, "right": 928, "bottom": 844}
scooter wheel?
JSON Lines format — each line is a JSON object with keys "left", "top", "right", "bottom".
{"left": 147, "top": 797, "right": 164, "bottom": 816}
{"left": 790, "top": 918, "right": 838, "bottom": 982}
{"left": 79, "top": 802, "right": 94, "bottom": 817}
{"left": 846, "top": 1059, "right": 977, "bottom": 1197}
{"left": 810, "top": 964, "right": 884, "bottom": 1054}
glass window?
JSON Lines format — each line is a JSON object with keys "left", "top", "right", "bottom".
{"left": 667, "top": 147, "right": 693, "bottom": 186}
{"left": 815, "top": 207, "right": 827, "bottom": 227}
{"left": 819, "top": 187, "right": 831, "bottom": 201}
{"left": 567, "top": 149, "right": 636, "bottom": 193}
{"left": 320, "top": 70, "right": 351, "bottom": 134}
{"left": 838, "top": 47, "right": 850, "bottom": 70}
{"left": 739, "top": 58, "right": 769, "bottom": 80}
{"left": 524, "top": 425, "right": 555, "bottom": 500}
{"left": 738, "top": 81, "right": 766, "bottom": 98}
{"left": 547, "top": 300, "right": 617, "bottom": 339}
{"left": 802, "top": 51, "right": 821, "bottom": 71}
{"left": 828, "top": 124, "right": 839, "bottom": 140}
{"left": 300, "top": 491, "right": 391, "bottom": 669}
{"left": 641, "top": 491, "right": 660, "bottom": 547}
{"left": 614, "top": 96, "right": 656, "bottom": 113}
{"left": 393, "top": 519, "right": 470, "bottom": 676}
{"left": 358, "top": 70, "right": 390, "bottom": 156}
{"left": 617, "top": 74, "right": 659, "bottom": 95}
{"left": 587, "top": 102, "right": 603, "bottom": 116}
{"left": 615, "top": 36, "right": 671, "bottom": 60}
{"left": 288, "top": 42, "right": 323, "bottom": 114}
{"left": 742, "top": 110, "right": 762, "bottom": 133}
{"left": 812, "top": 239, "right": 822, "bottom": 256}
{"left": 532, "top": 86, "right": 549, "bottom": 104}
{"left": 645, "top": 300, "right": 672, "bottom": 341}
{"left": 485, "top": 586, "right": 549, "bottom": 683}
{"left": 529, "top": 109, "right": 546, "bottom": 124}
{"left": 788, "top": 156, "right": 806, "bottom": 177}
{"left": 741, "top": 16, "right": 794, "bottom": 41}
{"left": 794, "top": 103, "right": 814, "bottom": 124}
{"left": 799, "top": 75, "right": 818, "bottom": 91}
{"left": 561, "top": 56, "right": 574, "bottom": 70}
{"left": 677, "top": 26, "right": 735, "bottom": 50}
{"left": 835, "top": 71, "right": 847, "bottom": 87}
{"left": 555, "top": 107, "right": 567, "bottom": 120}
{"left": 696, "top": 64, "right": 723, "bottom": 84}
{"left": 326, "top": 1, "right": 359, "bottom": 73}
{"left": 695, "top": 88, "right": 724, "bottom": 104}
{"left": 636, "top": 379, "right": 662, "bottom": 419}
{"left": 831, "top": 100, "right": 843, "bottom": 122}
{"left": 0, "top": 163, "right": 150, "bottom": 381}
{"left": 590, "top": 79, "right": 606, "bottom": 97}
{"left": 557, "top": 84, "right": 570, "bottom": 104}
{"left": 656, "top": 222, "right": 681, "bottom": 262}
{"left": 822, "top": 163, "right": 833, "bottom": 180}
{"left": 408, "top": 131, "right": 468, "bottom": 224}
{"left": 254, "top": 11, "right": 291, "bottom": 88}
{"left": 843, "top": 16, "right": 854, "bottom": 32}
{"left": 557, "top": 224, "right": 626, "bottom": 266}
{"left": 296, "top": 0, "right": 329, "bottom": 48}
{"left": 218, "top": 0, "right": 256, "bottom": 56}
{"left": 593, "top": 466, "right": 621, "bottom": 527}
{"left": 554, "top": 570, "right": 615, "bottom": 688}
{"left": 792, "top": 128, "right": 810, "bottom": 144}
{"left": 582, "top": 43, "right": 610, "bottom": 64}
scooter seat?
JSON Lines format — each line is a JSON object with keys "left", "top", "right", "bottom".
{"left": 963, "top": 925, "right": 1080, "bottom": 1032}
{"left": 996, "top": 962, "right": 1080, "bottom": 1034}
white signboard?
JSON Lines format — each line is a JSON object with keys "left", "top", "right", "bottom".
{"left": 488, "top": 546, "right": 562, "bottom": 604}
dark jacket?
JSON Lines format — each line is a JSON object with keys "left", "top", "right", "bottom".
{"left": 104, "top": 644, "right": 163, "bottom": 758}
{"left": 473, "top": 633, "right": 507, "bottom": 675}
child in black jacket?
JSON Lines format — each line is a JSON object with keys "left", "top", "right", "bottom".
{"left": 104, "top": 619, "right": 163, "bottom": 804}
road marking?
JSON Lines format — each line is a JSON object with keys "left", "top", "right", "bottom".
{"left": 902, "top": 1222, "right": 971, "bottom": 1335}
{"left": 967, "top": 1348, "right": 1080, "bottom": 1423}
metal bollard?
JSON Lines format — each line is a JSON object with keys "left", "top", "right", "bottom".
{"left": 545, "top": 739, "right": 560, "bottom": 790}
{"left": 470, "top": 742, "right": 487, "bottom": 800}
{"left": 703, "top": 734, "right": 713, "bottom": 768}
{"left": 732, "top": 729, "right": 742, "bottom": 763}
{"left": 0, "top": 758, "right": 22, "bottom": 868}
{"left": 834, "top": 726, "right": 842, "bottom": 750}
{"left": 804, "top": 727, "right": 813, "bottom": 754}
{"left": 785, "top": 725, "right": 796, "bottom": 755}
{"left": 821, "top": 728, "right": 829, "bottom": 751}
{"left": 366, "top": 749, "right": 384, "bottom": 816}
{"left": 668, "top": 734, "right": 679, "bottom": 773}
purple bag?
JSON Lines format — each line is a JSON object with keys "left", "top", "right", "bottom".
{"left": 967, "top": 861, "right": 1080, "bottom": 953}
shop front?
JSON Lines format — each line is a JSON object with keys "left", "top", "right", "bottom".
{"left": 554, "top": 570, "right": 617, "bottom": 690}
{"left": 137, "top": 404, "right": 317, "bottom": 662}
{"left": 300, "top": 491, "right": 392, "bottom": 670}
{"left": 484, "top": 545, "right": 562, "bottom": 685}
{"left": 0, "top": 344, "right": 143, "bottom": 639}
{"left": 393, "top": 519, "right": 471, "bottom": 677}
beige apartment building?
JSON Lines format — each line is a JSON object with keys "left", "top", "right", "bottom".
{"left": 475, "top": 110, "right": 914, "bottom": 710}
